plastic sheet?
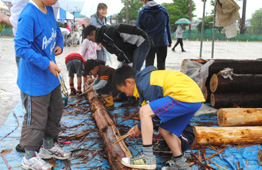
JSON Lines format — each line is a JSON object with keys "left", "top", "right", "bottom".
{"left": 0, "top": 99, "right": 262, "bottom": 169}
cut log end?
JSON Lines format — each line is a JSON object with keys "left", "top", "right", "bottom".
{"left": 210, "top": 74, "right": 218, "bottom": 93}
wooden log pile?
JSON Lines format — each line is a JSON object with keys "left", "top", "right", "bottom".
{"left": 86, "top": 91, "right": 133, "bottom": 170}
{"left": 181, "top": 59, "right": 262, "bottom": 108}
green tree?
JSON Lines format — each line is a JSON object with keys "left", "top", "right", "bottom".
{"left": 117, "top": 0, "right": 143, "bottom": 24}
{"left": 250, "top": 8, "right": 262, "bottom": 34}
{"left": 162, "top": 0, "right": 196, "bottom": 32}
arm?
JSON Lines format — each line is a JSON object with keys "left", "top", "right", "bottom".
{"left": 10, "top": 0, "right": 28, "bottom": 31}
{"left": 166, "top": 12, "right": 172, "bottom": 47}
{"left": 15, "top": 15, "right": 50, "bottom": 70}
{"left": 0, "top": 12, "right": 12, "bottom": 27}
{"left": 80, "top": 39, "right": 88, "bottom": 57}
{"left": 92, "top": 79, "right": 107, "bottom": 91}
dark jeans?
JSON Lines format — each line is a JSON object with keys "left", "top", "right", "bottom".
{"left": 173, "top": 38, "right": 184, "bottom": 51}
{"left": 133, "top": 36, "right": 151, "bottom": 71}
{"left": 146, "top": 46, "right": 167, "bottom": 70}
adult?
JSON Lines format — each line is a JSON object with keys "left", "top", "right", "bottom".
{"left": 89, "top": 3, "right": 108, "bottom": 63}
{"left": 137, "top": 0, "right": 172, "bottom": 70}
{"left": 172, "top": 24, "right": 186, "bottom": 52}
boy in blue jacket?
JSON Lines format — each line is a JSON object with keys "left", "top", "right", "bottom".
{"left": 112, "top": 65, "right": 205, "bottom": 170}
{"left": 14, "top": 0, "right": 71, "bottom": 169}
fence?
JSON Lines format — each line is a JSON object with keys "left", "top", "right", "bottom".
{"left": 181, "top": 30, "right": 262, "bottom": 41}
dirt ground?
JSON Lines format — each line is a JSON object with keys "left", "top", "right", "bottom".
{"left": 0, "top": 37, "right": 261, "bottom": 127}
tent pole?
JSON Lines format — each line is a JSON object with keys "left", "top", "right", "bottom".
{"left": 211, "top": 0, "right": 217, "bottom": 59}
{"left": 200, "top": 0, "right": 206, "bottom": 59}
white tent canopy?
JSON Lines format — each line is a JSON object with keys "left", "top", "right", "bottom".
{"left": 57, "top": 7, "right": 74, "bottom": 20}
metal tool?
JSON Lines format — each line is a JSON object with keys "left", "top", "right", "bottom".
{"left": 56, "top": 71, "right": 69, "bottom": 98}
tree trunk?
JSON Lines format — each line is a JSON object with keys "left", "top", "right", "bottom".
{"left": 210, "top": 73, "right": 262, "bottom": 93}
{"left": 87, "top": 91, "right": 133, "bottom": 170}
{"left": 210, "top": 93, "right": 262, "bottom": 108}
{"left": 181, "top": 59, "right": 262, "bottom": 75}
{"left": 217, "top": 108, "right": 262, "bottom": 127}
{"left": 193, "top": 126, "right": 262, "bottom": 145}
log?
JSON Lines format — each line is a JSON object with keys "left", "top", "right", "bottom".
{"left": 193, "top": 126, "right": 262, "bottom": 145}
{"left": 181, "top": 59, "right": 262, "bottom": 75}
{"left": 87, "top": 91, "right": 133, "bottom": 170}
{"left": 217, "top": 108, "right": 262, "bottom": 127}
{"left": 210, "top": 93, "right": 262, "bottom": 108}
{"left": 210, "top": 74, "right": 262, "bottom": 93}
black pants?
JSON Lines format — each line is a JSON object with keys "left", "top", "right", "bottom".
{"left": 173, "top": 38, "right": 184, "bottom": 51}
{"left": 146, "top": 46, "right": 167, "bottom": 70}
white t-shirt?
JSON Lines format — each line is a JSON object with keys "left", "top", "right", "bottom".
{"left": 9, "top": 0, "right": 59, "bottom": 36}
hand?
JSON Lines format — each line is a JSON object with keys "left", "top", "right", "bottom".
{"left": 54, "top": 46, "right": 62, "bottom": 56}
{"left": 127, "top": 125, "right": 141, "bottom": 138}
{"left": 0, "top": 12, "right": 12, "bottom": 27}
{"left": 98, "top": 43, "right": 103, "bottom": 47}
{"left": 85, "top": 85, "right": 93, "bottom": 92}
{"left": 48, "top": 61, "right": 60, "bottom": 76}
{"left": 168, "top": 43, "right": 172, "bottom": 47}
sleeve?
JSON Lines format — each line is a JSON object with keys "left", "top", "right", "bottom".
{"left": 136, "top": 11, "right": 142, "bottom": 29}
{"left": 14, "top": 15, "right": 50, "bottom": 70}
{"left": 166, "top": 11, "right": 172, "bottom": 45}
{"left": 92, "top": 79, "right": 108, "bottom": 91}
{"left": 80, "top": 39, "right": 88, "bottom": 57}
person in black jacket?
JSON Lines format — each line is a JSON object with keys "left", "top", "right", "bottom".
{"left": 83, "top": 24, "right": 151, "bottom": 71}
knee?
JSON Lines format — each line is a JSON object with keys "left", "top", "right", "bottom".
{"left": 159, "top": 127, "right": 168, "bottom": 136}
{"left": 139, "top": 105, "right": 154, "bottom": 119}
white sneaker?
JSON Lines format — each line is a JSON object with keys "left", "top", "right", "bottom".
{"left": 21, "top": 153, "right": 53, "bottom": 170}
{"left": 39, "top": 143, "right": 71, "bottom": 160}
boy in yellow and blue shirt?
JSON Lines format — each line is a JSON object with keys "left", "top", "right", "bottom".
{"left": 112, "top": 65, "right": 205, "bottom": 170}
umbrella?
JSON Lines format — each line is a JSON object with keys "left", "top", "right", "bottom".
{"left": 78, "top": 20, "right": 88, "bottom": 25}
{"left": 80, "top": 0, "right": 124, "bottom": 18}
{"left": 175, "top": 18, "right": 192, "bottom": 24}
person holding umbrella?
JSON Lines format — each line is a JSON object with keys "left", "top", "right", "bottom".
{"left": 172, "top": 18, "right": 192, "bottom": 52}
{"left": 172, "top": 24, "right": 186, "bottom": 52}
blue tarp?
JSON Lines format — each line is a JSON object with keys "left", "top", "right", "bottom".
{"left": 0, "top": 99, "right": 262, "bottom": 169}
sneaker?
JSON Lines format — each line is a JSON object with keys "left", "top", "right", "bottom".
{"left": 76, "top": 90, "right": 82, "bottom": 95}
{"left": 21, "top": 153, "right": 53, "bottom": 170}
{"left": 161, "top": 156, "right": 190, "bottom": 170}
{"left": 172, "top": 48, "right": 175, "bottom": 52}
{"left": 182, "top": 50, "right": 186, "bottom": 52}
{"left": 121, "top": 153, "right": 156, "bottom": 169}
{"left": 39, "top": 143, "right": 71, "bottom": 160}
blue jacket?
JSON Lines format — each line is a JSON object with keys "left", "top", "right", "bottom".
{"left": 136, "top": 1, "right": 172, "bottom": 47}
{"left": 15, "top": 2, "right": 63, "bottom": 96}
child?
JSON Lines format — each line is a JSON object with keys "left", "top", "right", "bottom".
{"left": 80, "top": 34, "right": 102, "bottom": 60}
{"left": 83, "top": 59, "right": 115, "bottom": 110}
{"left": 83, "top": 24, "right": 151, "bottom": 71}
{"left": 112, "top": 65, "right": 205, "bottom": 170}
{"left": 65, "top": 52, "right": 86, "bottom": 95}
{"left": 14, "top": 0, "right": 71, "bottom": 169}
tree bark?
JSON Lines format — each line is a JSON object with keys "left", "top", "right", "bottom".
{"left": 181, "top": 59, "right": 262, "bottom": 75}
{"left": 210, "top": 73, "right": 262, "bottom": 93}
{"left": 210, "top": 93, "right": 262, "bottom": 108}
{"left": 193, "top": 126, "right": 262, "bottom": 145}
{"left": 217, "top": 108, "right": 262, "bottom": 127}
{"left": 87, "top": 91, "right": 133, "bottom": 170}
